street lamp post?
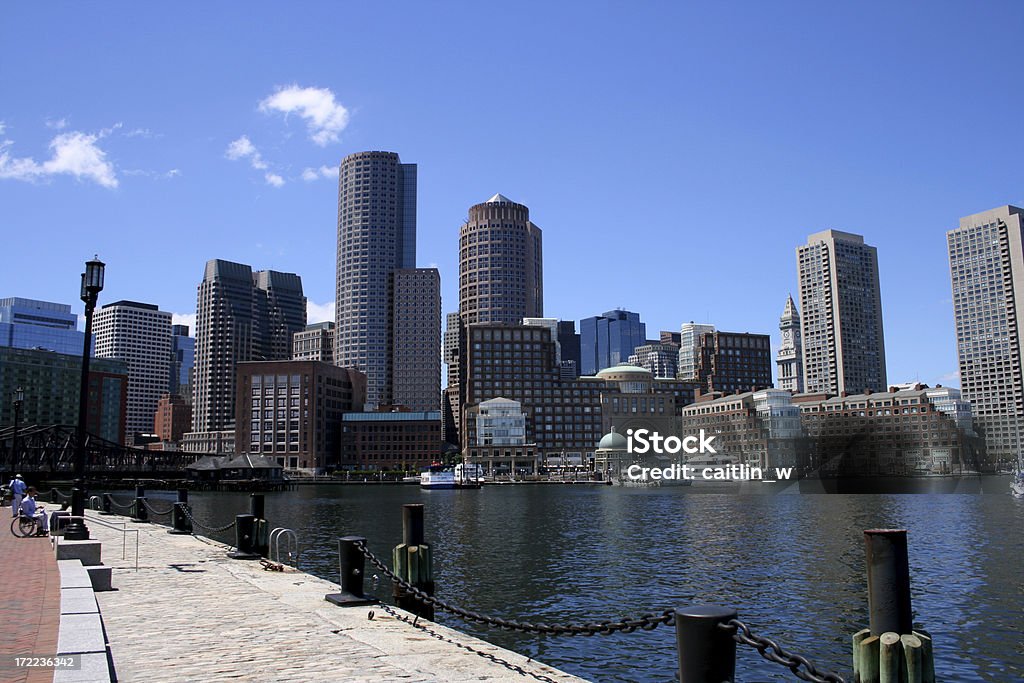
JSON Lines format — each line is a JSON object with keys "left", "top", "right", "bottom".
{"left": 11, "top": 387, "right": 24, "bottom": 476}
{"left": 66, "top": 256, "right": 104, "bottom": 541}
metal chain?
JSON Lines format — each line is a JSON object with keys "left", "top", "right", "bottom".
{"left": 720, "top": 619, "right": 846, "bottom": 683}
{"left": 108, "top": 497, "right": 136, "bottom": 511}
{"left": 141, "top": 499, "right": 174, "bottom": 516}
{"left": 182, "top": 505, "right": 237, "bottom": 533}
{"left": 50, "top": 489, "right": 72, "bottom": 501}
{"left": 355, "top": 540, "right": 674, "bottom": 636}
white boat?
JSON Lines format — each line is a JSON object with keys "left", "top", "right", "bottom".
{"left": 1012, "top": 471, "right": 1024, "bottom": 498}
{"left": 420, "top": 465, "right": 456, "bottom": 489}
{"left": 455, "top": 463, "right": 485, "bottom": 486}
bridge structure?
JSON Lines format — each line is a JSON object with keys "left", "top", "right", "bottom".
{"left": 0, "top": 424, "right": 198, "bottom": 480}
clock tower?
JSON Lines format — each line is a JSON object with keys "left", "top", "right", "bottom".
{"left": 777, "top": 294, "right": 804, "bottom": 393}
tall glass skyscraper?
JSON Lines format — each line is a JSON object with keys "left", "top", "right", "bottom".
{"left": 0, "top": 297, "right": 88, "bottom": 355}
{"left": 579, "top": 309, "right": 646, "bottom": 376}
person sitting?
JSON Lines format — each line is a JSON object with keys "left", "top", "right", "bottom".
{"left": 20, "top": 487, "right": 48, "bottom": 536}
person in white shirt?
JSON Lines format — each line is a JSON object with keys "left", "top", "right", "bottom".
{"left": 20, "top": 487, "right": 48, "bottom": 536}
{"left": 9, "top": 474, "right": 26, "bottom": 518}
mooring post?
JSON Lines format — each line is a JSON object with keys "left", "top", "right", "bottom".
{"left": 674, "top": 606, "right": 737, "bottom": 683}
{"left": 325, "top": 536, "right": 378, "bottom": 606}
{"left": 100, "top": 493, "right": 113, "bottom": 515}
{"left": 250, "top": 493, "right": 268, "bottom": 557}
{"left": 169, "top": 488, "right": 191, "bottom": 535}
{"left": 132, "top": 484, "right": 148, "bottom": 523}
{"left": 393, "top": 503, "right": 434, "bottom": 620}
{"left": 227, "top": 514, "right": 260, "bottom": 559}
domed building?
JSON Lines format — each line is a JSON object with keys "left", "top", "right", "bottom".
{"left": 595, "top": 364, "right": 679, "bottom": 443}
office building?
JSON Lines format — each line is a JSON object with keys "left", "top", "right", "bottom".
{"left": 580, "top": 309, "right": 646, "bottom": 375}
{"left": 678, "top": 323, "right": 715, "bottom": 380}
{"left": 94, "top": 300, "right": 172, "bottom": 443}
{"left": 154, "top": 393, "right": 192, "bottom": 447}
{"left": 458, "top": 193, "right": 543, "bottom": 326}
{"left": 169, "top": 324, "right": 195, "bottom": 398}
{"left": 0, "top": 347, "right": 127, "bottom": 443}
{"left": 335, "top": 150, "right": 419, "bottom": 409}
{"left": 187, "top": 259, "right": 306, "bottom": 452}
{"left": 694, "top": 331, "right": 772, "bottom": 394}
{"left": 776, "top": 295, "right": 804, "bottom": 393}
{"left": 0, "top": 297, "right": 88, "bottom": 356}
{"left": 948, "top": 205, "right": 1024, "bottom": 463}
{"left": 235, "top": 360, "right": 366, "bottom": 472}
{"left": 293, "top": 322, "right": 335, "bottom": 363}
{"left": 660, "top": 331, "right": 681, "bottom": 348}
{"left": 797, "top": 230, "right": 887, "bottom": 395}
{"left": 390, "top": 268, "right": 441, "bottom": 411}
{"left": 463, "top": 397, "right": 536, "bottom": 475}
{"left": 628, "top": 342, "right": 679, "bottom": 379}
{"left": 558, "top": 320, "right": 581, "bottom": 377}
{"left": 341, "top": 409, "right": 441, "bottom": 471}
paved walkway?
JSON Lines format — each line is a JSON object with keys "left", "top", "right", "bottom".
{"left": 0, "top": 513, "right": 60, "bottom": 683}
{"left": 86, "top": 510, "right": 586, "bottom": 683}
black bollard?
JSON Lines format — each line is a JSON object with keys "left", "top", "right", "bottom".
{"left": 250, "top": 493, "right": 268, "bottom": 557}
{"left": 227, "top": 514, "right": 260, "bottom": 559}
{"left": 674, "top": 606, "right": 738, "bottom": 683}
{"left": 100, "top": 493, "right": 113, "bottom": 515}
{"left": 864, "top": 529, "right": 913, "bottom": 636}
{"left": 168, "top": 502, "right": 192, "bottom": 534}
{"left": 249, "top": 493, "right": 264, "bottom": 520}
{"left": 325, "top": 536, "right": 378, "bottom": 607}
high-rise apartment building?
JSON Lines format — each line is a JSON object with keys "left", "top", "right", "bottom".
{"left": 776, "top": 295, "right": 804, "bottom": 393}
{"left": 948, "top": 205, "right": 1024, "bottom": 462}
{"left": 797, "top": 230, "right": 887, "bottom": 395}
{"left": 695, "top": 330, "right": 772, "bottom": 394}
{"left": 335, "top": 151, "right": 417, "bottom": 409}
{"left": 169, "top": 324, "right": 195, "bottom": 398}
{"left": 94, "top": 300, "right": 172, "bottom": 442}
{"left": 0, "top": 297, "right": 88, "bottom": 355}
{"left": 580, "top": 309, "right": 647, "bottom": 375}
{"left": 188, "top": 259, "right": 306, "bottom": 448}
{"left": 390, "top": 268, "right": 441, "bottom": 411}
{"left": 458, "top": 193, "right": 543, "bottom": 326}
{"left": 678, "top": 323, "right": 715, "bottom": 380}
{"left": 628, "top": 342, "right": 679, "bottom": 379}
{"left": 292, "top": 322, "right": 335, "bottom": 363}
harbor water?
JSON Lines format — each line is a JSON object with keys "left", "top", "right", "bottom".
{"left": 165, "top": 480, "right": 1023, "bottom": 682}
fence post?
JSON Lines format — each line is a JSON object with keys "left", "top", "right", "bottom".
{"left": 101, "top": 493, "right": 113, "bottom": 515}
{"left": 228, "top": 514, "right": 260, "bottom": 559}
{"left": 325, "top": 536, "right": 378, "bottom": 607}
{"left": 250, "top": 493, "right": 268, "bottom": 557}
{"left": 393, "top": 504, "right": 434, "bottom": 620}
{"left": 169, "top": 489, "right": 191, "bottom": 535}
{"left": 674, "top": 606, "right": 737, "bottom": 683}
{"left": 132, "top": 484, "right": 148, "bottom": 523}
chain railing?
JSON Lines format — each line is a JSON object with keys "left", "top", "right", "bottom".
{"left": 181, "top": 504, "right": 237, "bottom": 533}
{"left": 141, "top": 499, "right": 174, "bottom": 516}
{"left": 108, "top": 496, "right": 136, "bottom": 512}
{"left": 721, "top": 619, "right": 846, "bottom": 683}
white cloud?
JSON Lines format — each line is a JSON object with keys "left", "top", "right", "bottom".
{"left": 225, "top": 135, "right": 267, "bottom": 169}
{"left": 264, "top": 172, "right": 285, "bottom": 187}
{"left": 0, "top": 121, "right": 5, "bottom": 135}
{"left": 259, "top": 85, "right": 350, "bottom": 146}
{"left": 301, "top": 165, "right": 338, "bottom": 182}
{"left": 172, "top": 313, "right": 197, "bottom": 331}
{"left": 306, "top": 300, "right": 334, "bottom": 324}
{"left": 124, "top": 127, "right": 159, "bottom": 139}
{"left": 45, "top": 117, "right": 68, "bottom": 130}
{"left": 0, "top": 130, "right": 118, "bottom": 188}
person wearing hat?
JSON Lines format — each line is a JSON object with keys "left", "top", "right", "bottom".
{"left": 9, "top": 474, "right": 26, "bottom": 518}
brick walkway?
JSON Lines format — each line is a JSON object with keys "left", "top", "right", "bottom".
{"left": 0, "top": 513, "right": 60, "bottom": 683}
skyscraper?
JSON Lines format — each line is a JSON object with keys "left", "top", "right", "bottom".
{"left": 797, "top": 230, "right": 887, "bottom": 395}
{"left": 169, "top": 324, "right": 195, "bottom": 398}
{"left": 580, "top": 309, "right": 646, "bottom": 375}
{"left": 678, "top": 322, "right": 715, "bottom": 380}
{"left": 335, "top": 151, "right": 430, "bottom": 409}
{"left": 189, "top": 259, "right": 306, "bottom": 444}
{"left": 948, "top": 205, "right": 1024, "bottom": 463}
{"left": 0, "top": 297, "right": 88, "bottom": 355}
{"left": 776, "top": 295, "right": 803, "bottom": 393}
{"left": 390, "top": 268, "right": 441, "bottom": 411}
{"left": 458, "top": 193, "right": 543, "bottom": 325}
{"left": 93, "top": 300, "right": 172, "bottom": 442}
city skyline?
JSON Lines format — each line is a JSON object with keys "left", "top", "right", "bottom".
{"left": 4, "top": 4, "right": 1024, "bottom": 391}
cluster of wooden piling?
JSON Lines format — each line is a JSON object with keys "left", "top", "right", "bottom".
{"left": 852, "top": 628, "right": 935, "bottom": 682}
{"left": 392, "top": 505, "right": 435, "bottom": 620}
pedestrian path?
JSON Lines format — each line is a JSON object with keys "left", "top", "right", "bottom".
{"left": 0, "top": 514, "right": 61, "bottom": 683}
{"left": 85, "top": 510, "right": 586, "bottom": 683}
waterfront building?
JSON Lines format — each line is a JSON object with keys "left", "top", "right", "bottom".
{"left": 444, "top": 312, "right": 461, "bottom": 387}
{"left": 341, "top": 409, "right": 441, "bottom": 471}
{"left": 458, "top": 193, "right": 543, "bottom": 326}
{"left": 94, "top": 300, "right": 172, "bottom": 443}
{"left": 776, "top": 295, "right": 804, "bottom": 393}
{"left": 169, "top": 324, "right": 194, "bottom": 398}
{"left": 235, "top": 360, "right": 366, "bottom": 472}
{"left": 628, "top": 342, "right": 679, "bottom": 379}
{"left": 797, "top": 230, "right": 887, "bottom": 395}
{"left": 0, "top": 297, "right": 88, "bottom": 356}
{"left": 153, "top": 393, "right": 192, "bottom": 448}
{"left": 335, "top": 151, "right": 417, "bottom": 409}
{"left": 390, "top": 268, "right": 441, "bottom": 411}
{"left": 678, "top": 323, "right": 715, "bottom": 380}
{"left": 793, "top": 384, "right": 984, "bottom": 475}
{"left": 292, "top": 322, "right": 334, "bottom": 364}
{"left": 0, "top": 346, "right": 127, "bottom": 443}
{"left": 463, "top": 397, "right": 537, "bottom": 475}
{"left": 681, "top": 388, "right": 805, "bottom": 470}
{"left": 947, "top": 205, "right": 1024, "bottom": 464}
{"left": 186, "top": 259, "right": 306, "bottom": 453}
{"left": 694, "top": 330, "right": 772, "bottom": 394}
{"left": 580, "top": 309, "right": 646, "bottom": 375}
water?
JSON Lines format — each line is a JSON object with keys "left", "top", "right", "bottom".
{"left": 147, "top": 481, "right": 1024, "bottom": 682}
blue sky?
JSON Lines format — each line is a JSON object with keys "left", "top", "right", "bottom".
{"left": 3, "top": 2, "right": 1023, "bottom": 388}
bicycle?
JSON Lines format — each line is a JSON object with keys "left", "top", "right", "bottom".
{"left": 10, "top": 508, "right": 46, "bottom": 538}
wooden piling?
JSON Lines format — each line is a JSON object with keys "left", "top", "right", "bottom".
{"left": 853, "top": 628, "right": 870, "bottom": 679}
{"left": 913, "top": 631, "right": 935, "bottom": 683}
{"left": 901, "top": 634, "right": 922, "bottom": 683}
{"left": 879, "top": 632, "right": 902, "bottom": 683}
{"left": 393, "top": 504, "right": 434, "bottom": 620}
{"left": 859, "top": 634, "right": 881, "bottom": 683}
